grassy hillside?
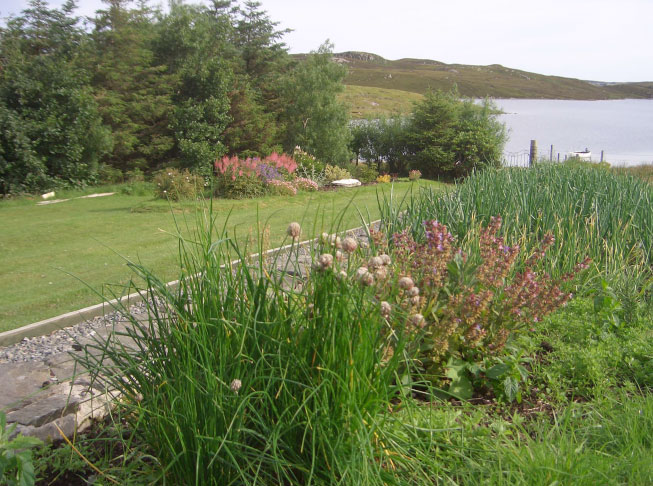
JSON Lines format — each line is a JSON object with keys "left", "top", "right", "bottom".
{"left": 338, "top": 84, "right": 423, "bottom": 118}
{"left": 332, "top": 51, "right": 653, "bottom": 100}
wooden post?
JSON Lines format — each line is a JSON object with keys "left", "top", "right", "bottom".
{"left": 557, "top": 153, "right": 560, "bottom": 163}
{"left": 550, "top": 145, "right": 554, "bottom": 161}
{"left": 600, "top": 150, "right": 604, "bottom": 163}
{"left": 529, "top": 140, "right": 537, "bottom": 167}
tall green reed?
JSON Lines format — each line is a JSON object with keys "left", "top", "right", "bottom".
{"left": 382, "top": 164, "right": 653, "bottom": 307}
{"left": 76, "top": 204, "right": 412, "bottom": 485}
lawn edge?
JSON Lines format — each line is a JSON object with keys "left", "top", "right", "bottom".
{"left": 0, "top": 221, "right": 379, "bottom": 346}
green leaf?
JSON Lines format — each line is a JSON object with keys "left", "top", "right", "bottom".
{"left": 446, "top": 364, "right": 473, "bottom": 400}
{"left": 486, "top": 363, "right": 510, "bottom": 380}
{"left": 503, "top": 376, "right": 520, "bottom": 402}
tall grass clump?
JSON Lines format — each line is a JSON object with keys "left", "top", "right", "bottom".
{"left": 76, "top": 208, "right": 410, "bottom": 485}
{"left": 384, "top": 164, "right": 653, "bottom": 308}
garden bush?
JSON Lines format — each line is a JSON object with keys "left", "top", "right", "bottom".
{"left": 347, "top": 162, "right": 379, "bottom": 183}
{"left": 293, "top": 177, "right": 318, "bottom": 192}
{"left": 267, "top": 179, "right": 297, "bottom": 196}
{"left": 97, "top": 164, "right": 124, "bottom": 184}
{"left": 153, "top": 168, "right": 205, "bottom": 200}
{"left": 214, "top": 153, "right": 298, "bottom": 198}
{"left": 359, "top": 217, "right": 586, "bottom": 400}
{"left": 324, "top": 164, "right": 351, "bottom": 183}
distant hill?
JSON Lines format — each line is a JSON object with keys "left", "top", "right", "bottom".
{"left": 330, "top": 51, "right": 653, "bottom": 100}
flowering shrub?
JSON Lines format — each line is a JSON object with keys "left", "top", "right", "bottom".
{"left": 154, "top": 168, "right": 205, "bottom": 200}
{"left": 257, "top": 163, "right": 283, "bottom": 182}
{"left": 293, "top": 177, "right": 318, "bottom": 192}
{"left": 214, "top": 153, "right": 298, "bottom": 198}
{"left": 267, "top": 179, "right": 297, "bottom": 196}
{"left": 408, "top": 169, "right": 422, "bottom": 181}
{"left": 376, "top": 174, "right": 391, "bottom": 184}
{"left": 324, "top": 164, "right": 351, "bottom": 183}
{"left": 293, "top": 146, "right": 325, "bottom": 173}
{"left": 356, "top": 216, "right": 589, "bottom": 399}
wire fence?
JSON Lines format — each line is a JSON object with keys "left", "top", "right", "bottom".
{"left": 502, "top": 151, "right": 531, "bottom": 167}
{"left": 502, "top": 144, "right": 653, "bottom": 167}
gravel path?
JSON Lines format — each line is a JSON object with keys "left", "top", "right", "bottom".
{"left": 0, "top": 303, "right": 148, "bottom": 364}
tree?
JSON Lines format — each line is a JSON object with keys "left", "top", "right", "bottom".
{"left": 233, "top": 1, "right": 290, "bottom": 83}
{"left": 155, "top": 3, "right": 234, "bottom": 175}
{"left": 406, "top": 90, "right": 505, "bottom": 178}
{"left": 0, "top": 0, "right": 111, "bottom": 194}
{"left": 90, "top": 0, "right": 174, "bottom": 172}
{"left": 280, "top": 41, "right": 351, "bottom": 165}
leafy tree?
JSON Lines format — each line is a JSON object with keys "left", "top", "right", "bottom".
{"left": 350, "top": 117, "right": 409, "bottom": 173}
{"left": 406, "top": 90, "right": 506, "bottom": 178}
{"left": 90, "top": 0, "right": 174, "bottom": 172}
{"left": 155, "top": 3, "right": 234, "bottom": 175}
{"left": 280, "top": 41, "right": 351, "bottom": 165}
{"left": 0, "top": 0, "right": 111, "bottom": 194}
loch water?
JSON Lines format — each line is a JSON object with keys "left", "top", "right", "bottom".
{"left": 492, "top": 98, "right": 653, "bottom": 166}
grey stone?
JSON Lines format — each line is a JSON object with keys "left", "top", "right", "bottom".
{"left": 7, "top": 395, "right": 80, "bottom": 427}
{"left": 0, "top": 361, "right": 50, "bottom": 412}
{"left": 11, "top": 414, "right": 77, "bottom": 443}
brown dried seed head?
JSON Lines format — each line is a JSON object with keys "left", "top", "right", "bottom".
{"left": 355, "top": 267, "right": 369, "bottom": 281}
{"left": 287, "top": 222, "right": 301, "bottom": 239}
{"left": 342, "top": 237, "right": 358, "bottom": 253}
{"left": 380, "top": 301, "right": 392, "bottom": 317}
{"left": 361, "top": 272, "right": 375, "bottom": 286}
{"left": 407, "top": 286, "right": 420, "bottom": 297}
{"left": 374, "top": 266, "right": 388, "bottom": 280}
{"left": 230, "top": 379, "right": 242, "bottom": 393}
{"left": 318, "top": 253, "right": 334, "bottom": 268}
{"left": 398, "top": 277, "right": 415, "bottom": 290}
{"left": 410, "top": 314, "right": 425, "bottom": 328}
{"left": 369, "top": 256, "right": 383, "bottom": 269}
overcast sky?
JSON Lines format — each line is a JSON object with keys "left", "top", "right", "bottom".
{"left": 2, "top": 0, "right": 652, "bottom": 82}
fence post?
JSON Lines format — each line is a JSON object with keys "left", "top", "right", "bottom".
{"left": 600, "top": 150, "right": 604, "bottom": 163}
{"left": 550, "top": 144, "right": 553, "bottom": 161}
{"left": 529, "top": 140, "right": 537, "bottom": 167}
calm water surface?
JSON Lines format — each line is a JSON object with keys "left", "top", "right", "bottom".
{"left": 493, "top": 99, "right": 653, "bottom": 166}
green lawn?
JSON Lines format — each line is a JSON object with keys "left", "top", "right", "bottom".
{"left": 0, "top": 181, "right": 444, "bottom": 332}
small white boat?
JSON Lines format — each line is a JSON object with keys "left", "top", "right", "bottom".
{"left": 568, "top": 149, "right": 592, "bottom": 161}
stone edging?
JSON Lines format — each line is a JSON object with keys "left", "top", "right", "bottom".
{"left": 0, "top": 222, "right": 378, "bottom": 347}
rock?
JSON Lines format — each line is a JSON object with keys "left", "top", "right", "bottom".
{"left": 331, "top": 178, "right": 362, "bottom": 188}
{"left": 0, "top": 362, "right": 51, "bottom": 412}
{"left": 12, "top": 414, "right": 77, "bottom": 443}
{"left": 7, "top": 395, "right": 80, "bottom": 427}
{"left": 41, "top": 191, "right": 55, "bottom": 200}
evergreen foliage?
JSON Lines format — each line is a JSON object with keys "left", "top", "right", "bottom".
{"left": 0, "top": 0, "right": 111, "bottom": 194}
{"left": 90, "top": 0, "right": 174, "bottom": 172}
{"left": 280, "top": 42, "right": 352, "bottom": 165}
{"left": 349, "top": 90, "right": 506, "bottom": 178}
{"left": 406, "top": 90, "right": 506, "bottom": 178}
{"left": 0, "top": 1, "right": 503, "bottom": 194}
